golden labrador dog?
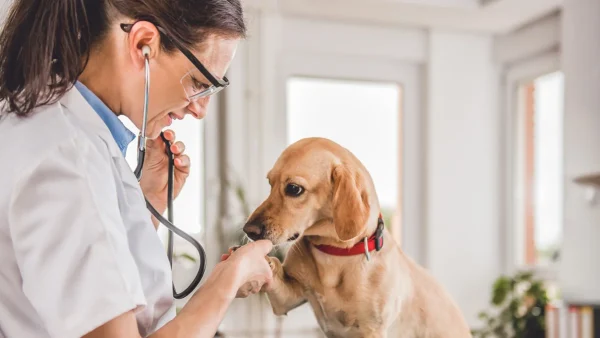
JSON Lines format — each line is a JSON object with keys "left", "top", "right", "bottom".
{"left": 242, "top": 137, "right": 471, "bottom": 338}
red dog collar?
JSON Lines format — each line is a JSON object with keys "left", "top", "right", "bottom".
{"left": 314, "top": 214, "right": 385, "bottom": 259}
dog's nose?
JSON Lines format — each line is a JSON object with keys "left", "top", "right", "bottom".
{"left": 243, "top": 222, "right": 265, "bottom": 241}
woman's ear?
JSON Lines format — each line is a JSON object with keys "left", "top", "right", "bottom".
{"left": 126, "top": 21, "right": 162, "bottom": 69}
{"left": 142, "top": 45, "right": 151, "bottom": 58}
{"left": 331, "top": 165, "right": 370, "bottom": 242}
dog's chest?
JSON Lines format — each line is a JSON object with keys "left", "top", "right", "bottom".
{"left": 305, "top": 289, "right": 370, "bottom": 338}
{"left": 293, "top": 252, "right": 405, "bottom": 337}
{"left": 303, "top": 280, "right": 388, "bottom": 338}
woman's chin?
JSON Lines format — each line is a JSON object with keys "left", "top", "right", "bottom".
{"left": 145, "top": 126, "right": 163, "bottom": 140}
{"left": 165, "top": 113, "right": 174, "bottom": 126}
{"left": 144, "top": 117, "right": 170, "bottom": 138}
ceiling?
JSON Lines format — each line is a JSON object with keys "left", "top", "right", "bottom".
{"left": 244, "top": 0, "right": 562, "bottom": 34}
{"left": 385, "top": 0, "right": 481, "bottom": 9}
{"left": 0, "top": 0, "right": 561, "bottom": 35}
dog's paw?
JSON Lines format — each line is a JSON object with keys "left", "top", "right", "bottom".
{"left": 235, "top": 280, "right": 262, "bottom": 298}
{"left": 266, "top": 255, "right": 282, "bottom": 272}
{"left": 261, "top": 256, "right": 283, "bottom": 293}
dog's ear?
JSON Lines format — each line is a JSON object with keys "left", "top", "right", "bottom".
{"left": 331, "top": 165, "right": 370, "bottom": 241}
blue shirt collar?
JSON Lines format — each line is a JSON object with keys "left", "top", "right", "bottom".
{"left": 74, "top": 81, "right": 136, "bottom": 156}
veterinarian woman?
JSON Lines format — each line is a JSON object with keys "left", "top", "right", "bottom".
{"left": 0, "top": 1, "right": 272, "bottom": 337}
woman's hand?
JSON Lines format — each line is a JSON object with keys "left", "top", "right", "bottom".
{"left": 84, "top": 241, "right": 274, "bottom": 338}
{"left": 219, "top": 241, "right": 274, "bottom": 298}
{"left": 139, "top": 130, "right": 189, "bottom": 225}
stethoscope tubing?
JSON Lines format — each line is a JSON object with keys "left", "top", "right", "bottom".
{"left": 134, "top": 53, "right": 206, "bottom": 299}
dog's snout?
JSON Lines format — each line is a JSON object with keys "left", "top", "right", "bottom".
{"left": 243, "top": 222, "right": 266, "bottom": 241}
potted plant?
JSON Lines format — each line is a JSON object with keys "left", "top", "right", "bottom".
{"left": 471, "top": 271, "right": 549, "bottom": 338}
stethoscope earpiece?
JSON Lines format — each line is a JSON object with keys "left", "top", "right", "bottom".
{"left": 141, "top": 45, "right": 151, "bottom": 58}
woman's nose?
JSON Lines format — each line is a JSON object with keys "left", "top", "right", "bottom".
{"left": 186, "top": 97, "right": 209, "bottom": 118}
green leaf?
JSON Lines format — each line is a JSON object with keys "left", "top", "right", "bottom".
{"left": 475, "top": 269, "right": 549, "bottom": 338}
{"left": 175, "top": 253, "right": 197, "bottom": 262}
{"left": 492, "top": 276, "right": 511, "bottom": 305}
{"left": 508, "top": 298, "right": 520, "bottom": 313}
{"left": 515, "top": 271, "right": 533, "bottom": 282}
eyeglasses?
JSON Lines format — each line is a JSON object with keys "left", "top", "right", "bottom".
{"left": 120, "top": 22, "right": 229, "bottom": 102}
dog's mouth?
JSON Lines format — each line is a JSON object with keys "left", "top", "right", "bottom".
{"left": 287, "top": 233, "right": 300, "bottom": 242}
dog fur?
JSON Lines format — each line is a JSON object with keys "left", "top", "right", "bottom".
{"left": 243, "top": 137, "right": 471, "bottom": 338}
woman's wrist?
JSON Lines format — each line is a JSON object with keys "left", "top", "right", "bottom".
{"left": 160, "top": 260, "right": 241, "bottom": 337}
{"left": 204, "top": 259, "right": 243, "bottom": 299}
{"left": 151, "top": 262, "right": 241, "bottom": 338}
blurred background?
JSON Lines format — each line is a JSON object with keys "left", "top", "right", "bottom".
{"left": 119, "top": 0, "right": 597, "bottom": 336}
{"left": 3, "top": 0, "right": 594, "bottom": 336}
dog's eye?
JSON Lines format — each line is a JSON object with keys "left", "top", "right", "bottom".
{"left": 285, "top": 183, "right": 304, "bottom": 197}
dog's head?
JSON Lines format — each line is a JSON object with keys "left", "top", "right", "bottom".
{"left": 243, "top": 138, "right": 375, "bottom": 246}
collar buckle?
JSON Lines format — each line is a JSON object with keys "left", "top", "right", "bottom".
{"left": 375, "top": 215, "right": 385, "bottom": 252}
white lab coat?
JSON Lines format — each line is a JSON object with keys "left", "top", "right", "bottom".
{"left": 0, "top": 86, "right": 175, "bottom": 337}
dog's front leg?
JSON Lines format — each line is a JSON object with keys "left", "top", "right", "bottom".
{"left": 263, "top": 256, "right": 307, "bottom": 316}
{"left": 363, "top": 331, "right": 387, "bottom": 338}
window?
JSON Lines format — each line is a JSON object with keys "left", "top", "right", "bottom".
{"left": 286, "top": 76, "right": 402, "bottom": 239}
{"left": 120, "top": 116, "right": 206, "bottom": 242}
{"left": 513, "top": 71, "right": 564, "bottom": 270}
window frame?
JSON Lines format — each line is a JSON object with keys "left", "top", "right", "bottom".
{"left": 284, "top": 75, "right": 404, "bottom": 239}
{"left": 271, "top": 52, "right": 425, "bottom": 266}
{"left": 502, "top": 50, "right": 562, "bottom": 281}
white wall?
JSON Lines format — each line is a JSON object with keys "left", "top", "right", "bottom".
{"left": 559, "top": 0, "right": 600, "bottom": 304}
{"left": 426, "top": 31, "right": 501, "bottom": 327}
{"left": 280, "top": 18, "right": 427, "bottom": 63}
{"left": 493, "top": 12, "right": 561, "bottom": 65}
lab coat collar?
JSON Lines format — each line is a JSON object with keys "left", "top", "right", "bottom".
{"left": 74, "top": 81, "right": 136, "bottom": 156}
{"left": 59, "top": 84, "right": 129, "bottom": 158}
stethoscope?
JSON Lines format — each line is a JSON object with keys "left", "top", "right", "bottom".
{"left": 133, "top": 45, "right": 206, "bottom": 299}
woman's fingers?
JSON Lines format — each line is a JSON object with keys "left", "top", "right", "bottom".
{"left": 163, "top": 129, "right": 176, "bottom": 141}
{"left": 170, "top": 141, "right": 185, "bottom": 155}
{"left": 174, "top": 154, "right": 190, "bottom": 169}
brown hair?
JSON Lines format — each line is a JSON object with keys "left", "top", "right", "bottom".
{"left": 0, "top": 0, "right": 245, "bottom": 116}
